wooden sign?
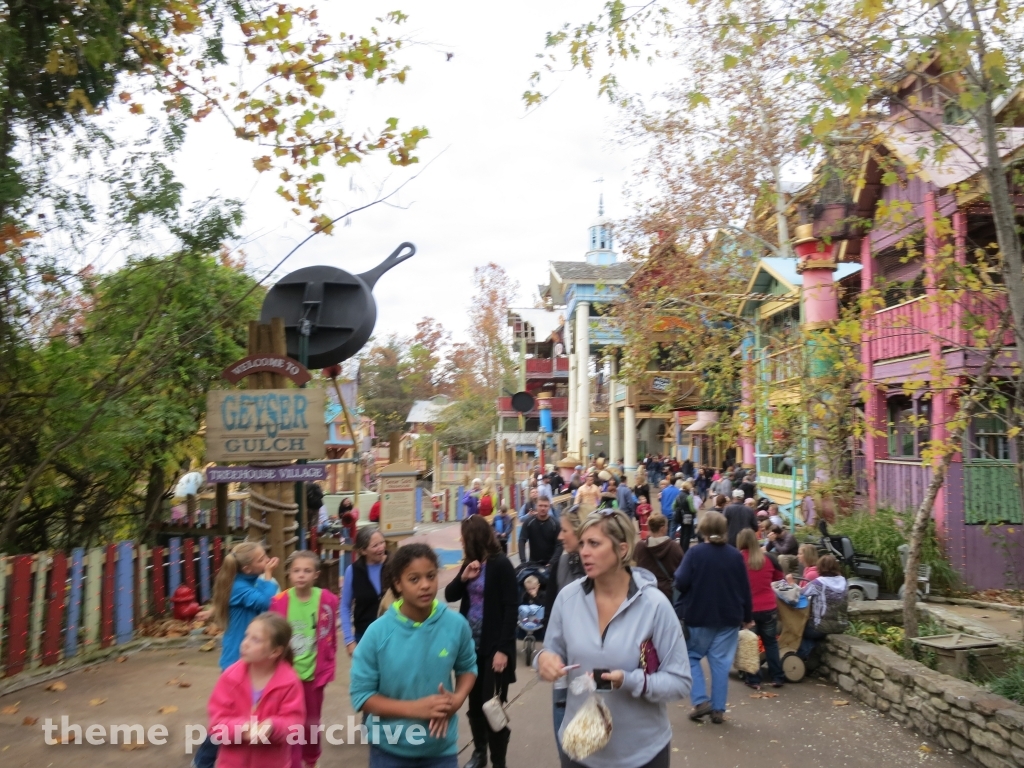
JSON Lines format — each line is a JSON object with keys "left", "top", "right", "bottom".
{"left": 221, "top": 355, "right": 311, "bottom": 386}
{"left": 206, "top": 464, "right": 328, "bottom": 483}
{"left": 205, "top": 389, "right": 327, "bottom": 462}
{"left": 377, "top": 462, "right": 418, "bottom": 536}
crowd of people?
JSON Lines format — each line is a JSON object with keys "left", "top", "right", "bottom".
{"left": 195, "top": 459, "right": 849, "bottom": 768}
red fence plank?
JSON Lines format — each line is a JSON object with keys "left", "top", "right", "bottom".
{"left": 42, "top": 552, "right": 68, "bottom": 665}
{"left": 101, "top": 544, "right": 116, "bottom": 648}
{"left": 183, "top": 538, "right": 196, "bottom": 591}
{"left": 152, "top": 546, "right": 166, "bottom": 615}
{"left": 6, "top": 556, "right": 34, "bottom": 676}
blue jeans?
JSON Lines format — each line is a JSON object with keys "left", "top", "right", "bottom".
{"left": 749, "top": 610, "right": 784, "bottom": 685}
{"left": 191, "top": 736, "right": 217, "bottom": 768}
{"left": 687, "top": 626, "right": 739, "bottom": 712}
{"left": 799, "top": 626, "right": 827, "bottom": 659}
{"left": 553, "top": 686, "right": 568, "bottom": 742}
{"left": 369, "top": 745, "right": 458, "bottom": 768}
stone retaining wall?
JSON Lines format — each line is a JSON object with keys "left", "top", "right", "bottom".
{"left": 818, "top": 634, "right": 1024, "bottom": 768}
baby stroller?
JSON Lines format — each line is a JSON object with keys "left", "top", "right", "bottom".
{"left": 515, "top": 562, "right": 549, "bottom": 666}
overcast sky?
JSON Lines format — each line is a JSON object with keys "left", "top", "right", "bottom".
{"left": 174, "top": 1, "right": 646, "bottom": 346}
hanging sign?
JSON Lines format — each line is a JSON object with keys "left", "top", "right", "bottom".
{"left": 377, "top": 462, "right": 419, "bottom": 536}
{"left": 205, "top": 389, "right": 327, "bottom": 462}
{"left": 221, "top": 355, "right": 311, "bottom": 386}
{"left": 206, "top": 464, "right": 328, "bottom": 483}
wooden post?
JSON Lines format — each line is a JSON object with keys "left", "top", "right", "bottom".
{"left": 468, "top": 452, "right": 476, "bottom": 481}
{"left": 389, "top": 431, "right": 402, "bottom": 464}
{"left": 432, "top": 440, "right": 440, "bottom": 493}
{"left": 216, "top": 483, "right": 229, "bottom": 535}
{"left": 487, "top": 439, "right": 496, "bottom": 476}
{"left": 243, "top": 319, "right": 299, "bottom": 585}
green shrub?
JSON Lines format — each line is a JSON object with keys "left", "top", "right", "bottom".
{"left": 988, "top": 663, "right": 1024, "bottom": 705}
{"left": 830, "top": 507, "right": 960, "bottom": 594}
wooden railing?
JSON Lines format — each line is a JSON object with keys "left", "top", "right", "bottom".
{"left": 525, "top": 357, "right": 569, "bottom": 376}
{"left": 868, "top": 291, "right": 1012, "bottom": 361}
{"left": 0, "top": 535, "right": 237, "bottom": 683}
{"left": 497, "top": 396, "right": 568, "bottom": 416}
{"left": 764, "top": 344, "right": 803, "bottom": 384}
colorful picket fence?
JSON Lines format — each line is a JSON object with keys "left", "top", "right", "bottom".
{"left": 0, "top": 535, "right": 237, "bottom": 682}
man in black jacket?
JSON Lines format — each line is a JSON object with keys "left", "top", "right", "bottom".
{"left": 518, "top": 496, "right": 559, "bottom": 566}
{"left": 723, "top": 490, "right": 758, "bottom": 546}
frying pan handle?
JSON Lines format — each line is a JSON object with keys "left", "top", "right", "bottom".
{"left": 358, "top": 242, "right": 416, "bottom": 289}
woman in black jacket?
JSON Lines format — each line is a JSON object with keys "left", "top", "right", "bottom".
{"left": 445, "top": 515, "right": 518, "bottom": 768}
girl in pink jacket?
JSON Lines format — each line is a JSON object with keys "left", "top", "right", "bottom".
{"left": 208, "top": 612, "right": 305, "bottom": 768}
{"left": 270, "top": 551, "right": 339, "bottom": 768}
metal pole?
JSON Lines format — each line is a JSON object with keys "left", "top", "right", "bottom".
{"left": 296, "top": 319, "right": 311, "bottom": 549}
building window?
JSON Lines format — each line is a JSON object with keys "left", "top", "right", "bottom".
{"left": 887, "top": 396, "right": 930, "bottom": 458}
{"left": 969, "top": 412, "right": 1011, "bottom": 460}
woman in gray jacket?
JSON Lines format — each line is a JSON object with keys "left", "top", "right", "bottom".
{"left": 538, "top": 509, "right": 691, "bottom": 768}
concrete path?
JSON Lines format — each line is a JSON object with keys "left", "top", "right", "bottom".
{"left": 0, "top": 523, "right": 972, "bottom": 767}
{"left": 0, "top": 638, "right": 971, "bottom": 768}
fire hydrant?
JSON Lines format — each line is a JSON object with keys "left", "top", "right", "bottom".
{"left": 171, "top": 585, "right": 200, "bottom": 621}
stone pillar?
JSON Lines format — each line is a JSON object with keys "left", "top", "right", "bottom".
{"left": 608, "top": 356, "right": 620, "bottom": 469}
{"left": 567, "top": 351, "right": 578, "bottom": 457}
{"left": 576, "top": 302, "right": 591, "bottom": 459}
{"left": 740, "top": 341, "right": 757, "bottom": 468}
{"left": 861, "top": 235, "right": 880, "bottom": 511}
{"left": 623, "top": 400, "right": 637, "bottom": 480}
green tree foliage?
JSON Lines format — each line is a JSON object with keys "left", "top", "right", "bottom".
{"left": 0, "top": 246, "right": 261, "bottom": 552}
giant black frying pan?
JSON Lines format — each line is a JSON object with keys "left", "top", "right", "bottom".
{"left": 260, "top": 242, "right": 416, "bottom": 368}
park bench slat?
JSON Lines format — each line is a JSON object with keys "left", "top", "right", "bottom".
{"left": 42, "top": 551, "right": 68, "bottom": 665}
{"left": 115, "top": 541, "right": 134, "bottom": 645}
{"left": 65, "top": 548, "right": 85, "bottom": 658}
{"left": 6, "top": 555, "right": 33, "bottom": 676}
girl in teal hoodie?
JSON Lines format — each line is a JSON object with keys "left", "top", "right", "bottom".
{"left": 350, "top": 543, "right": 477, "bottom": 768}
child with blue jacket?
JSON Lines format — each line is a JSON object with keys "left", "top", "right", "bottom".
{"left": 350, "top": 543, "right": 477, "bottom": 768}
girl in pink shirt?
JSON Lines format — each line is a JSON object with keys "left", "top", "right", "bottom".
{"left": 207, "top": 612, "right": 305, "bottom": 768}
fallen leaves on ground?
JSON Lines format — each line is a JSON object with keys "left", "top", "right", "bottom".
{"left": 157, "top": 705, "right": 178, "bottom": 714}
{"left": 116, "top": 655, "right": 128, "bottom": 663}
{"left": 199, "top": 641, "right": 216, "bottom": 652}
{"left": 23, "top": 716, "right": 38, "bottom": 726}
{"left": 1, "top": 702, "right": 20, "bottom": 715}
{"left": 833, "top": 699, "right": 850, "bottom": 706}
{"left": 178, "top": 681, "right": 192, "bottom": 688}
{"left": 121, "top": 743, "right": 147, "bottom": 751}
{"left": 89, "top": 698, "right": 107, "bottom": 706}
{"left": 749, "top": 692, "right": 780, "bottom": 699}
{"left": 919, "top": 744, "right": 932, "bottom": 753}
{"left": 44, "top": 681, "right": 67, "bottom": 692}
{"left": 177, "top": 661, "right": 188, "bottom": 666}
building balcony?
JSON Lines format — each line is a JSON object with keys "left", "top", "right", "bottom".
{"left": 525, "top": 357, "right": 569, "bottom": 378}
{"left": 497, "top": 396, "right": 569, "bottom": 418}
{"left": 867, "top": 290, "right": 1013, "bottom": 362}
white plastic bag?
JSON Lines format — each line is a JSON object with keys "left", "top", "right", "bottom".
{"left": 734, "top": 629, "right": 761, "bottom": 675}
{"left": 561, "top": 674, "right": 613, "bottom": 761}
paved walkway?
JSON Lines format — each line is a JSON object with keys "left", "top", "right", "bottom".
{"left": 0, "top": 523, "right": 972, "bottom": 767}
{"left": 0, "top": 639, "right": 970, "bottom": 768}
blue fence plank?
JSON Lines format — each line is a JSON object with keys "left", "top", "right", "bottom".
{"left": 168, "top": 537, "right": 182, "bottom": 596}
{"left": 115, "top": 542, "right": 134, "bottom": 645}
{"left": 456, "top": 486, "right": 464, "bottom": 520}
{"left": 198, "top": 537, "right": 211, "bottom": 603}
{"left": 415, "top": 487, "right": 423, "bottom": 523}
{"left": 64, "top": 548, "right": 85, "bottom": 658}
